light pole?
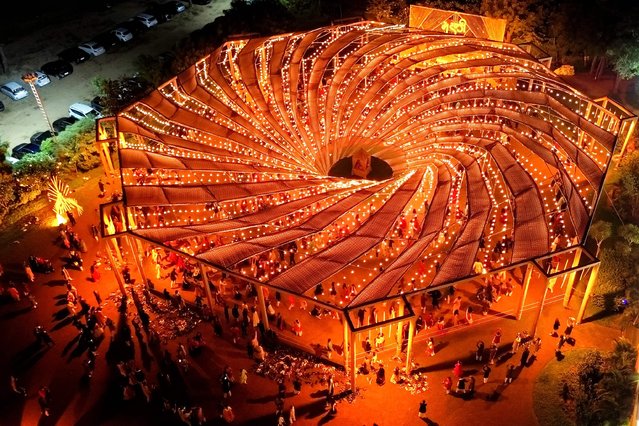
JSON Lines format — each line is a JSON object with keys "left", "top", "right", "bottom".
{"left": 22, "top": 72, "right": 56, "bottom": 137}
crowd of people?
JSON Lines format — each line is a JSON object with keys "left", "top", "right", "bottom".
{"left": 0, "top": 169, "right": 587, "bottom": 425}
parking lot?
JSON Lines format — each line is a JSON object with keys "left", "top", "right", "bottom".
{"left": 0, "top": 0, "right": 230, "bottom": 153}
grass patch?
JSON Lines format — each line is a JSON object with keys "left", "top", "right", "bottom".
{"left": 533, "top": 349, "right": 596, "bottom": 426}
{"left": 583, "top": 303, "right": 625, "bottom": 329}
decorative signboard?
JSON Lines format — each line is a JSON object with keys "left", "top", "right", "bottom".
{"left": 409, "top": 6, "right": 507, "bottom": 42}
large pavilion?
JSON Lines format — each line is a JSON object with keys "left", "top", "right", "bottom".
{"left": 96, "top": 11, "right": 636, "bottom": 390}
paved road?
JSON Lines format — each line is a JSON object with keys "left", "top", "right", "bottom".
{"left": 0, "top": 0, "right": 230, "bottom": 153}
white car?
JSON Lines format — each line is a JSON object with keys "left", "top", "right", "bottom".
{"left": 0, "top": 82, "right": 29, "bottom": 100}
{"left": 78, "top": 42, "right": 106, "bottom": 57}
{"left": 136, "top": 13, "right": 158, "bottom": 28}
{"left": 69, "top": 102, "right": 102, "bottom": 120}
{"left": 112, "top": 27, "right": 134, "bottom": 42}
{"left": 34, "top": 71, "right": 51, "bottom": 87}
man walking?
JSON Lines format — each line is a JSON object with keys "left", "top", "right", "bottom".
{"left": 418, "top": 400, "right": 427, "bottom": 418}
{"left": 482, "top": 364, "right": 492, "bottom": 383}
{"left": 475, "top": 340, "right": 485, "bottom": 361}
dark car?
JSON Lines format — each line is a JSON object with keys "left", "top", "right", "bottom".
{"left": 58, "top": 47, "right": 90, "bottom": 65}
{"left": 30, "top": 130, "right": 55, "bottom": 147}
{"left": 52, "top": 116, "right": 79, "bottom": 133}
{"left": 40, "top": 60, "right": 73, "bottom": 79}
{"left": 91, "top": 96, "right": 106, "bottom": 114}
{"left": 94, "top": 32, "right": 120, "bottom": 52}
{"left": 146, "top": 6, "right": 172, "bottom": 23}
{"left": 118, "top": 20, "right": 146, "bottom": 36}
{"left": 12, "top": 143, "right": 40, "bottom": 159}
{"left": 0, "top": 100, "right": 4, "bottom": 112}
{"left": 192, "top": 0, "right": 211, "bottom": 4}
{"left": 161, "top": 1, "right": 186, "bottom": 14}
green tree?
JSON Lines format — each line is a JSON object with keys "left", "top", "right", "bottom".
{"left": 605, "top": 1, "right": 639, "bottom": 87}
{"left": 92, "top": 76, "right": 152, "bottom": 115}
{"left": 0, "top": 142, "right": 16, "bottom": 224}
{"left": 588, "top": 220, "right": 613, "bottom": 256}
{"left": 562, "top": 350, "right": 606, "bottom": 425}
{"left": 609, "top": 150, "right": 639, "bottom": 221}
{"left": 135, "top": 54, "right": 173, "bottom": 88}
{"left": 366, "top": 0, "right": 408, "bottom": 24}
{"left": 592, "top": 247, "right": 634, "bottom": 311}
{"left": 592, "top": 339, "right": 638, "bottom": 425}
{"left": 619, "top": 223, "right": 639, "bottom": 246}
{"left": 281, "top": 0, "right": 322, "bottom": 21}
{"left": 562, "top": 342, "right": 637, "bottom": 425}
{"left": 42, "top": 119, "right": 101, "bottom": 173}
{"left": 480, "top": 0, "right": 547, "bottom": 43}
{"left": 548, "top": 0, "right": 613, "bottom": 70}
{"left": 608, "top": 39, "right": 639, "bottom": 80}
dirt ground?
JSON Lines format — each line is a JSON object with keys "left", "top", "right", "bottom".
{"left": 0, "top": 0, "right": 231, "bottom": 152}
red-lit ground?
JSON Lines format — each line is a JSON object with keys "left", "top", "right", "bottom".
{"left": 0, "top": 170, "right": 625, "bottom": 426}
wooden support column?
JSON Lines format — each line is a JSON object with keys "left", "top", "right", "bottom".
{"left": 530, "top": 272, "right": 550, "bottom": 337}
{"left": 256, "top": 283, "right": 270, "bottom": 331}
{"left": 200, "top": 263, "right": 214, "bottom": 311}
{"left": 349, "top": 330, "right": 357, "bottom": 392}
{"left": 343, "top": 316, "right": 351, "bottom": 373}
{"left": 394, "top": 301, "right": 405, "bottom": 357}
{"left": 563, "top": 248, "right": 582, "bottom": 307}
{"left": 103, "top": 142, "right": 116, "bottom": 177}
{"left": 577, "top": 264, "right": 600, "bottom": 324}
{"left": 105, "top": 240, "right": 126, "bottom": 295}
{"left": 126, "top": 235, "right": 148, "bottom": 288}
{"left": 110, "top": 237, "right": 123, "bottom": 263}
{"left": 516, "top": 264, "right": 534, "bottom": 319}
{"left": 405, "top": 317, "right": 416, "bottom": 373}
{"left": 96, "top": 143, "right": 110, "bottom": 177}
{"left": 135, "top": 238, "right": 145, "bottom": 259}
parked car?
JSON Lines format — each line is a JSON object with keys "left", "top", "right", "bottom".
{"left": 162, "top": 1, "right": 186, "bottom": 14}
{"left": 69, "top": 102, "right": 101, "bottom": 120}
{"left": 192, "top": 0, "right": 211, "bottom": 4}
{"left": 0, "top": 82, "right": 29, "bottom": 100}
{"left": 111, "top": 27, "right": 134, "bottom": 42}
{"left": 91, "top": 96, "right": 106, "bottom": 114}
{"left": 0, "top": 100, "right": 4, "bottom": 112}
{"left": 30, "top": 130, "right": 55, "bottom": 146}
{"left": 118, "top": 20, "right": 146, "bottom": 36}
{"left": 34, "top": 71, "right": 51, "bottom": 87}
{"left": 78, "top": 41, "right": 106, "bottom": 57}
{"left": 146, "top": 6, "right": 172, "bottom": 23}
{"left": 40, "top": 60, "right": 73, "bottom": 79}
{"left": 52, "top": 116, "right": 79, "bottom": 133}
{"left": 58, "top": 47, "right": 90, "bottom": 64}
{"left": 12, "top": 143, "right": 40, "bottom": 159}
{"left": 94, "top": 32, "right": 120, "bottom": 52}
{"left": 135, "top": 13, "right": 159, "bottom": 28}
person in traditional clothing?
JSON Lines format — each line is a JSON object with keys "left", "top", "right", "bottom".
{"left": 453, "top": 360, "right": 463, "bottom": 378}
{"left": 90, "top": 262, "right": 101, "bottom": 282}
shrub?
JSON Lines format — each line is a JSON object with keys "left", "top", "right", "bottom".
{"left": 592, "top": 247, "right": 634, "bottom": 310}
{"left": 561, "top": 350, "right": 605, "bottom": 424}
{"left": 561, "top": 340, "right": 638, "bottom": 425}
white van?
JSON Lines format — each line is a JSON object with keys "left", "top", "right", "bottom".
{"left": 68, "top": 102, "right": 101, "bottom": 120}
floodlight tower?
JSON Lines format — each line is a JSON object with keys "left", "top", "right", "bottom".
{"left": 22, "top": 72, "right": 56, "bottom": 137}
